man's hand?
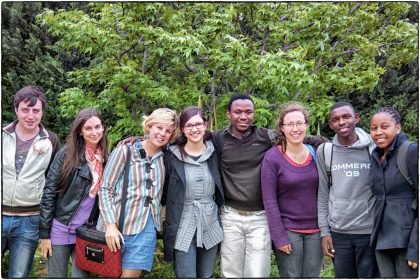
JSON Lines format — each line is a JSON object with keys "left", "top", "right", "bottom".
{"left": 40, "top": 239, "right": 52, "bottom": 258}
{"left": 321, "top": 235, "right": 335, "bottom": 258}
{"left": 117, "top": 136, "right": 141, "bottom": 147}
{"left": 408, "top": 260, "right": 418, "bottom": 269}
{"left": 279, "top": 243, "right": 292, "bottom": 255}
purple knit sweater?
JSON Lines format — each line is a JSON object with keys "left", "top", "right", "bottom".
{"left": 261, "top": 146, "right": 319, "bottom": 249}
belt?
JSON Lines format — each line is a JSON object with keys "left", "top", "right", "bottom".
{"left": 184, "top": 197, "right": 214, "bottom": 247}
{"left": 224, "top": 205, "right": 264, "bottom": 216}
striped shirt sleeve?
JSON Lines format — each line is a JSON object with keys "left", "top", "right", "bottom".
{"left": 98, "top": 145, "right": 127, "bottom": 226}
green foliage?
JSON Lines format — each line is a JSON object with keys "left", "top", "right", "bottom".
{"left": 3, "top": 247, "right": 335, "bottom": 278}
{"left": 35, "top": 2, "right": 417, "bottom": 145}
{"left": 1, "top": 251, "right": 8, "bottom": 278}
{"left": 1, "top": 2, "right": 88, "bottom": 141}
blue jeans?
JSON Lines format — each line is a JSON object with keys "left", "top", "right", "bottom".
{"left": 2, "top": 215, "right": 40, "bottom": 278}
{"left": 46, "top": 244, "right": 89, "bottom": 278}
{"left": 375, "top": 248, "right": 418, "bottom": 278}
{"left": 274, "top": 230, "right": 323, "bottom": 278}
{"left": 173, "top": 233, "right": 219, "bottom": 278}
{"left": 331, "top": 231, "right": 379, "bottom": 278}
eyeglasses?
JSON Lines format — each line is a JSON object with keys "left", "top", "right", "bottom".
{"left": 184, "top": 122, "right": 205, "bottom": 130}
{"left": 282, "top": 122, "right": 307, "bottom": 130}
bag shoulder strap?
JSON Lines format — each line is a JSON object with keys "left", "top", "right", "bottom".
{"left": 213, "top": 130, "right": 227, "bottom": 162}
{"left": 305, "top": 144, "right": 316, "bottom": 161}
{"left": 323, "top": 142, "right": 334, "bottom": 188}
{"left": 267, "top": 129, "right": 277, "bottom": 145}
{"left": 86, "top": 144, "right": 131, "bottom": 232}
{"left": 397, "top": 141, "right": 414, "bottom": 187}
{"left": 117, "top": 144, "right": 131, "bottom": 232}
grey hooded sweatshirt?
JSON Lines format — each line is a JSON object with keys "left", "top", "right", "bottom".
{"left": 317, "top": 128, "right": 375, "bottom": 236}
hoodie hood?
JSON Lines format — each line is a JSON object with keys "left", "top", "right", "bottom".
{"left": 332, "top": 127, "right": 373, "bottom": 149}
{"left": 169, "top": 140, "right": 214, "bottom": 164}
{"left": 320, "top": 127, "right": 375, "bottom": 235}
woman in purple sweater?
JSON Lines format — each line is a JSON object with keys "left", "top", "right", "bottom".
{"left": 261, "top": 102, "right": 323, "bottom": 278}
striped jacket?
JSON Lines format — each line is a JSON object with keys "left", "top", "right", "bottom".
{"left": 97, "top": 140, "right": 164, "bottom": 234}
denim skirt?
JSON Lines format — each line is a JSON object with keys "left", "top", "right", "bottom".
{"left": 121, "top": 213, "right": 157, "bottom": 271}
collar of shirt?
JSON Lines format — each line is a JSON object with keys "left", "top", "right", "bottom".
{"left": 227, "top": 125, "right": 255, "bottom": 140}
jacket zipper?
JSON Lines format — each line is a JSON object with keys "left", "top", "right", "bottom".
{"left": 67, "top": 190, "right": 90, "bottom": 242}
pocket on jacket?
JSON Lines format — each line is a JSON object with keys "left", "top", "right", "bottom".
{"left": 330, "top": 199, "right": 370, "bottom": 230}
{"left": 203, "top": 203, "right": 218, "bottom": 228}
{"left": 400, "top": 202, "right": 415, "bottom": 228}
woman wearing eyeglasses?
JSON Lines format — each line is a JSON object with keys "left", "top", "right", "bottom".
{"left": 96, "top": 108, "right": 178, "bottom": 278}
{"left": 162, "top": 106, "right": 224, "bottom": 278}
{"left": 260, "top": 102, "right": 324, "bottom": 278}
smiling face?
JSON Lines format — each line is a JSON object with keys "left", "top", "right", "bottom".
{"left": 281, "top": 110, "right": 308, "bottom": 146}
{"left": 81, "top": 116, "right": 104, "bottom": 150}
{"left": 227, "top": 99, "right": 254, "bottom": 137}
{"left": 15, "top": 99, "right": 43, "bottom": 133}
{"left": 182, "top": 113, "right": 207, "bottom": 144}
{"left": 329, "top": 105, "right": 360, "bottom": 144}
{"left": 147, "top": 123, "right": 175, "bottom": 149}
{"left": 370, "top": 112, "right": 401, "bottom": 153}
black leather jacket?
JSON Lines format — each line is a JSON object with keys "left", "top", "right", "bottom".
{"left": 39, "top": 147, "right": 94, "bottom": 239}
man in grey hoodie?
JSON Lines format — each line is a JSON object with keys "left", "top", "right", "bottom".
{"left": 316, "top": 102, "right": 379, "bottom": 278}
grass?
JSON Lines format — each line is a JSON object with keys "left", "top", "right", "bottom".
{"left": 2, "top": 241, "right": 335, "bottom": 278}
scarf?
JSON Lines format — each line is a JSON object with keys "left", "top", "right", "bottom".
{"left": 85, "top": 144, "right": 103, "bottom": 198}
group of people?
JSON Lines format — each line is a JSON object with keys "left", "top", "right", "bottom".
{"left": 2, "top": 85, "right": 418, "bottom": 279}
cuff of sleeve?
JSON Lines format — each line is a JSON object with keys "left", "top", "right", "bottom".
{"left": 406, "top": 248, "right": 419, "bottom": 262}
{"left": 273, "top": 234, "right": 290, "bottom": 249}
{"left": 39, "top": 229, "right": 50, "bottom": 239}
{"left": 320, "top": 226, "right": 331, "bottom": 237}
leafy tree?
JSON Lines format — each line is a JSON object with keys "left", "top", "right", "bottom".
{"left": 34, "top": 3, "right": 418, "bottom": 146}
{"left": 1, "top": 2, "right": 88, "bottom": 140}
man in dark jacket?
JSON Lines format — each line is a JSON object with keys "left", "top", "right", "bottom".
{"left": 212, "top": 94, "right": 275, "bottom": 278}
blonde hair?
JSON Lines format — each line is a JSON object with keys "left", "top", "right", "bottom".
{"left": 142, "top": 108, "right": 179, "bottom": 142}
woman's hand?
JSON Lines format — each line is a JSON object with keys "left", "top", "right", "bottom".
{"left": 118, "top": 136, "right": 142, "bottom": 147}
{"left": 105, "top": 224, "right": 124, "bottom": 252}
{"left": 408, "top": 260, "right": 418, "bottom": 269}
{"left": 279, "top": 243, "right": 292, "bottom": 255}
{"left": 40, "top": 239, "right": 52, "bottom": 258}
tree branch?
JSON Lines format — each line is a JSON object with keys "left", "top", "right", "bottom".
{"left": 332, "top": 48, "right": 357, "bottom": 60}
{"left": 142, "top": 46, "right": 147, "bottom": 74}
{"left": 313, "top": 58, "right": 323, "bottom": 74}
{"left": 282, "top": 43, "right": 298, "bottom": 52}
{"left": 171, "top": 3, "right": 180, "bottom": 10}
{"left": 185, "top": 64, "right": 195, "bottom": 72}
{"left": 349, "top": 3, "right": 361, "bottom": 15}
{"left": 259, "top": 27, "right": 270, "bottom": 55}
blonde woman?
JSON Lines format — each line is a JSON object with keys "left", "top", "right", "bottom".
{"left": 97, "top": 108, "right": 178, "bottom": 278}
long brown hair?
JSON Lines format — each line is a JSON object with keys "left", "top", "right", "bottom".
{"left": 56, "top": 108, "right": 108, "bottom": 194}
